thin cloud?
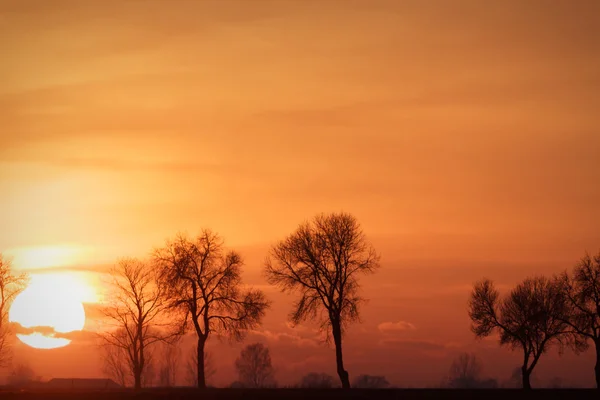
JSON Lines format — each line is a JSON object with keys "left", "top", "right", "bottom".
{"left": 378, "top": 321, "right": 416, "bottom": 333}
{"left": 24, "top": 264, "right": 112, "bottom": 275}
{"left": 284, "top": 321, "right": 319, "bottom": 334}
{"left": 378, "top": 338, "right": 447, "bottom": 352}
{"left": 248, "top": 329, "right": 319, "bottom": 348}
{"left": 5, "top": 155, "right": 241, "bottom": 176}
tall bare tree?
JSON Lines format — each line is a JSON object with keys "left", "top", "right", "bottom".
{"left": 100, "top": 258, "right": 177, "bottom": 389}
{"left": 264, "top": 212, "right": 380, "bottom": 388}
{"left": 558, "top": 251, "right": 600, "bottom": 388}
{"left": 235, "top": 342, "right": 275, "bottom": 388}
{"left": 154, "top": 230, "right": 269, "bottom": 389}
{"left": 0, "top": 254, "right": 27, "bottom": 367}
{"left": 469, "top": 276, "right": 569, "bottom": 389}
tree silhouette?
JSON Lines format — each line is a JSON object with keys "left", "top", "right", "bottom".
{"left": 100, "top": 334, "right": 130, "bottom": 387}
{"left": 300, "top": 372, "right": 336, "bottom": 388}
{"left": 157, "top": 341, "right": 181, "bottom": 387}
{"left": 142, "top": 360, "right": 156, "bottom": 387}
{"left": 352, "top": 374, "right": 390, "bottom": 388}
{"left": 265, "top": 212, "right": 380, "bottom": 388}
{"left": 557, "top": 251, "right": 600, "bottom": 388}
{"left": 234, "top": 342, "right": 275, "bottom": 388}
{"left": 100, "top": 258, "right": 177, "bottom": 389}
{"left": 0, "top": 254, "right": 27, "bottom": 367}
{"left": 154, "top": 230, "right": 269, "bottom": 389}
{"left": 447, "top": 352, "right": 482, "bottom": 388}
{"left": 547, "top": 376, "right": 564, "bottom": 389}
{"left": 445, "top": 352, "right": 497, "bottom": 388}
{"left": 8, "top": 363, "right": 37, "bottom": 387}
{"left": 469, "top": 276, "right": 569, "bottom": 389}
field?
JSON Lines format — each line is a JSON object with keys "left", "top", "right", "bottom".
{"left": 1, "top": 388, "right": 599, "bottom": 400}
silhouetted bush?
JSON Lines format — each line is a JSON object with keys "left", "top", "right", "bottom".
{"left": 300, "top": 372, "right": 337, "bottom": 388}
{"left": 352, "top": 374, "right": 390, "bottom": 388}
{"left": 235, "top": 343, "right": 276, "bottom": 388}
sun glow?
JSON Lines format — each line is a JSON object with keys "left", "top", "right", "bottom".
{"left": 7, "top": 245, "right": 92, "bottom": 270}
{"left": 9, "top": 273, "right": 93, "bottom": 349}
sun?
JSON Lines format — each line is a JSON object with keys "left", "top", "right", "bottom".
{"left": 9, "top": 273, "right": 88, "bottom": 349}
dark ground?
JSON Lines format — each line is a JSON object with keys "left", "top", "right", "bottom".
{"left": 0, "top": 389, "right": 598, "bottom": 400}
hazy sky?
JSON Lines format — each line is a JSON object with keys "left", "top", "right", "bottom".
{"left": 1, "top": 0, "right": 600, "bottom": 387}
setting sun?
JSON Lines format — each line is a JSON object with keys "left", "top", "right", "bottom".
{"left": 9, "top": 274, "right": 91, "bottom": 349}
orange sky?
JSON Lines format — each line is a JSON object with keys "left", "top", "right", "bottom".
{"left": 1, "top": 0, "right": 600, "bottom": 388}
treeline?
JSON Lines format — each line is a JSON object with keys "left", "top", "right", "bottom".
{"left": 2, "top": 213, "right": 600, "bottom": 390}
{"left": 106, "top": 339, "right": 391, "bottom": 389}
{"left": 468, "top": 252, "right": 600, "bottom": 389}
{"left": 441, "top": 352, "right": 568, "bottom": 389}
{"left": 97, "top": 212, "right": 379, "bottom": 390}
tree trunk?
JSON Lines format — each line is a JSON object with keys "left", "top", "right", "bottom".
{"left": 134, "top": 367, "right": 142, "bottom": 390}
{"left": 595, "top": 340, "right": 600, "bottom": 389}
{"left": 521, "top": 366, "right": 531, "bottom": 390}
{"left": 197, "top": 337, "right": 207, "bottom": 389}
{"left": 332, "top": 320, "right": 350, "bottom": 389}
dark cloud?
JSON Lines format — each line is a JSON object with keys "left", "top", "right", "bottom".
{"left": 55, "top": 329, "right": 99, "bottom": 342}
{"left": 12, "top": 324, "right": 55, "bottom": 336}
{"left": 11, "top": 323, "right": 98, "bottom": 343}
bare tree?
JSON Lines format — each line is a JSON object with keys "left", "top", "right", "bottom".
{"left": 0, "top": 254, "right": 27, "bottom": 367}
{"left": 100, "top": 258, "right": 177, "bottom": 389}
{"left": 154, "top": 230, "right": 269, "bottom": 389}
{"left": 100, "top": 334, "right": 130, "bottom": 387}
{"left": 469, "top": 276, "right": 569, "bottom": 389}
{"left": 557, "top": 251, "right": 600, "bottom": 388}
{"left": 352, "top": 374, "right": 390, "bottom": 388}
{"left": 157, "top": 341, "right": 181, "bottom": 387}
{"left": 265, "top": 213, "right": 380, "bottom": 388}
{"left": 300, "top": 372, "right": 336, "bottom": 388}
{"left": 446, "top": 353, "right": 483, "bottom": 388}
{"left": 186, "top": 347, "right": 216, "bottom": 387}
{"left": 7, "top": 363, "right": 37, "bottom": 387}
{"left": 547, "top": 376, "right": 564, "bottom": 389}
{"left": 235, "top": 342, "right": 275, "bottom": 388}
{"left": 143, "top": 359, "right": 156, "bottom": 388}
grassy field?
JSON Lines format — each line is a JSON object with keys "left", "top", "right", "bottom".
{"left": 0, "top": 388, "right": 599, "bottom": 400}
